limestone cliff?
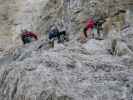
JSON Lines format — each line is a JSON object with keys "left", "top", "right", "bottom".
{"left": 0, "top": 0, "right": 133, "bottom": 100}
{"left": 0, "top": 0, "right": 133, "bottom": 48}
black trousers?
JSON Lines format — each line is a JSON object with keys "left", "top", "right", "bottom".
{"left": 57, "top": 31, "right": 66, "bottom": 42}
{"left": 83, "top": 27, "right": 88, "bottom": 38}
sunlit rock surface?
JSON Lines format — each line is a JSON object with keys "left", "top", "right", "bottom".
{"left": 0, "top": 0, "right": 133, "bottom": 100}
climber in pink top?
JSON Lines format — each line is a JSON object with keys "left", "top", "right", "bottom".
{"left": 83, "top": 18, "right": 95, "bottom": 38}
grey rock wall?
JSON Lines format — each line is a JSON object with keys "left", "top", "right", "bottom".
{"left": 0, "top": 0, "right": 133, "bottom": 100}
{"left": 0, "top": 25, "right": 133, "bottom": 100}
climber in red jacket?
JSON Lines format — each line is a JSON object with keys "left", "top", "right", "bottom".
{"left": 21, "top": 29, "right": 38, "bottom": 44}
{"left": 83, "top": 18, "right": 95, "bottom": 38}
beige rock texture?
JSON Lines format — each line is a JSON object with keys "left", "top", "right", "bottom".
{"left": 0, "top": 0, "right": 132, "bottom": 49}
{"left": 0, "top": 0, "right": 133, "bottom": 100}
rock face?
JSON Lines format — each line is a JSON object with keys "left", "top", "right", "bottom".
{"left": 0, "top": 25, "right": 133, "bottom": 100}
{"left": 0, "top": 0, "right": 133, "bottom": 100}
{"left": 0, "top": 0, "right": 133, "bottom": 41}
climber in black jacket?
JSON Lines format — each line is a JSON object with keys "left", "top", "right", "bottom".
{"left": 48, "top": 25, "right": 67, "bottom": 47}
